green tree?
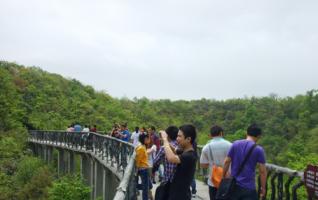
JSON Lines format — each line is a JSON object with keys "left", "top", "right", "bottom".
{"left": 48, "top": 175, "right": 91, "bottom": 200}
{"left": 17, "top": 166, "right": 52, "bottom": 200}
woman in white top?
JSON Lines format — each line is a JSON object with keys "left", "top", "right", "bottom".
{"left": 147, "top": 140, "right": 157, "bottom": 200}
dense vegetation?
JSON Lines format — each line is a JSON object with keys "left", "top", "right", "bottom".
{"left": 0, "top": 61, "right": 317, "bottom": 199}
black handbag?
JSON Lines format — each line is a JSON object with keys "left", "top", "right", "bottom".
{"left": 155, "top": 181, "right": 170, "bottom": 200}
{"left": 216, "top": 143, "right": 257, "bottom": 200}
{"left": 216, "top": 177, "right": 237, "bottom": 200}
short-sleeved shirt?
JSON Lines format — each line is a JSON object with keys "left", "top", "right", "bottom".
{"left": 121, "top": 130, "right": 130, "bottom": 142}
{"left": 82, "top": 128, "right": 89, "bottom": 132}
{"left": 169, "top": 150, "right": 197, "bottom": 200}
{"left": 74, "top": 124, "right": 82, "bottom": 132}
{"left": 131, "top": 131, "right": 140, "bottom": 147}
{"left": 227, "top": 139, "right": 266, "bottom": 190}
{"left": 67, "top": 127, "right": 74, "bottom": 132}
{"left": 147, "top": 145, "right": 157, "bottom": 167}
{"left": 135, "top": 144, "right": 149, "bottom": 168}
{"left": 200, "top": 137, "right": 232, "bottom": 187}
{"left": 151, "top": 133, "right": 161, "bottom": 151}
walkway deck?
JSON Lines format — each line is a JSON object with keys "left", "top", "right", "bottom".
{"left": 137, "top": 179, "right": 209, "bottom": 200}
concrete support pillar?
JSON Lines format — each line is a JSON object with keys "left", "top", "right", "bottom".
{"left": 103, "top": 167, "right": 107, "bottom": 200}
{"left": 81, "top": 154, "right": 92, "bottom": 184}
{"left": 58, "top": 149, "right": 66, "bottom": 176}
{"left": 32, "top": 144, "right": 39, "bottom": 157}
{"left": 104, "top": 171, "right": 119, "bottom": 200}
{"left": 103, "top": 168, "right": 112, "bottom": 200}
{"left": 81, "top": 154, "right": 95, "bottom": 198}
{"left": 91, "top": 159, "right": 95, "bottom": 200}
{"left": 111, "top": 174, "right": 120, "bottom": 200}
{"left": 67, "top": 151, "right": 75, "bottom": 173}
{"left": 29, "top": 143, "right": 37, "bottom": 156}
{"left": 94, "top": 162, "right": 104, "bottom": 199}
{"left": 38, "top": 145, "right": 44, "bottom": 160}
{"left": 43, "top": 146, "right": 48, "bottom": 163}
{"left": 47, "top": 146, "right": 54, "bottom": 165}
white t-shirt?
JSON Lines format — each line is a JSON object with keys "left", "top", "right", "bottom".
{"left": 82, "top": 127, "right": 89, "bottom": 132}
{"left": 147, "top": 145, "right": 157, "bottom": 167}
{"left": 200, "top": 137, "right": 232, "bottom": 187}
{"left": 131, "top": 131, "right": 140, "bottom": 147}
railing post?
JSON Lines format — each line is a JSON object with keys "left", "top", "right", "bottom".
{"left": 285, "top": 175, "right": 295, "bottom": 200}
{"left": 271, "top": 172, "right": 278, "bottom": 200}
{"left": 292, "top": 181, "right": 304, "bottom": 200}
{"left": 277, "top": 172, "right": 284, "bottom": 200}
{"left": 58, "top": 149, "right": 66, "bottom": 177}
{"left": 264, "top": 170, "right": 272, "bottom": 200}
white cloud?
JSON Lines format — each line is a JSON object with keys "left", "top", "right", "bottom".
{"left": 0, "top": 0, "right": 318, "bottom": 100}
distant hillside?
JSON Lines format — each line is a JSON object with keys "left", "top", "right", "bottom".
{"left": 0, "top": 61, "right": 317, "bottom": 169}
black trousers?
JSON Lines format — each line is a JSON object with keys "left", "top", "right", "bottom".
{"left": 209, "top": 186, "right": 218, "bottom": 200}
{"left": 231, "top": 185, "right": 258, "bottom": 200}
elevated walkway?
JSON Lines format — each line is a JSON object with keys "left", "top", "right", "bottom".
{"left": 28, "top": 130, "right": 306, "bottom": 200}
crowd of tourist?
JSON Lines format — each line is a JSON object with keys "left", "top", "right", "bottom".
{"left": 66, "top": 123, "right": 97, "bottom": 133}
{"left": 133, "top": 123, "right": 266, "bottom": 200}
{"left": 66, "top": 122, "right": 267, "bottom": 200}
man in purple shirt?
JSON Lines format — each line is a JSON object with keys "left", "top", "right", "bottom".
{"left": 223, "top": 124, "right": 267, "bottom": 200}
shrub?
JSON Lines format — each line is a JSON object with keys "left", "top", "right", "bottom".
{"left": 48, "top": 174, "right": 91, "bottom": 200}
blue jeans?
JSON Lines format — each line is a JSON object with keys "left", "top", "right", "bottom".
{"left": 231, "top": 185, "right": 258, "bottom": 200}
{"left": 191, "top": 178, "right": 197, "bottom": 194}
{"left": 137, "top": 169, "right": 152, "bottom": 200}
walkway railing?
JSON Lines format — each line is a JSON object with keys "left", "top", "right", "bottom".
{"left": 28, "top": 130, "right": 137, "bottom": 200}
{"left": 29, "top": 131, "right": 307, "bottom": 200}
{"left": 196, "top": 145, "right": 306, "bottom": 200}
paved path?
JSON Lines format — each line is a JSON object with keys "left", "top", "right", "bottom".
{"left": 137, "top": 179, "right": 209, "bottom": 200}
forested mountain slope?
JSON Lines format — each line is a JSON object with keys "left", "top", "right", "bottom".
{"left": 1, "top": 61, "right": 317, "bottom": 171}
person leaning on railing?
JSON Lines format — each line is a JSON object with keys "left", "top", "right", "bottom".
{"left": 135, "top": 133, "right": 153, "bottom": 200}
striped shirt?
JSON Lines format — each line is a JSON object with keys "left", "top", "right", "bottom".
{"left": 153, "top": 140, "right": 178, "bottom": 182}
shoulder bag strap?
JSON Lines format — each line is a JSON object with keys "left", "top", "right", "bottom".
{"left": 209, "top": 142, "right": 221, "bottom": 166}
{"left": 208, "top": 144, "right": 214, "bottom": 163}
{"left": 236, "top": 143, "right": 257, "bottom": 176}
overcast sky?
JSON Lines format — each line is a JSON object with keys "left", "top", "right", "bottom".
{"left": 1, "top": 0, "right": 317, "bottom": 100}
